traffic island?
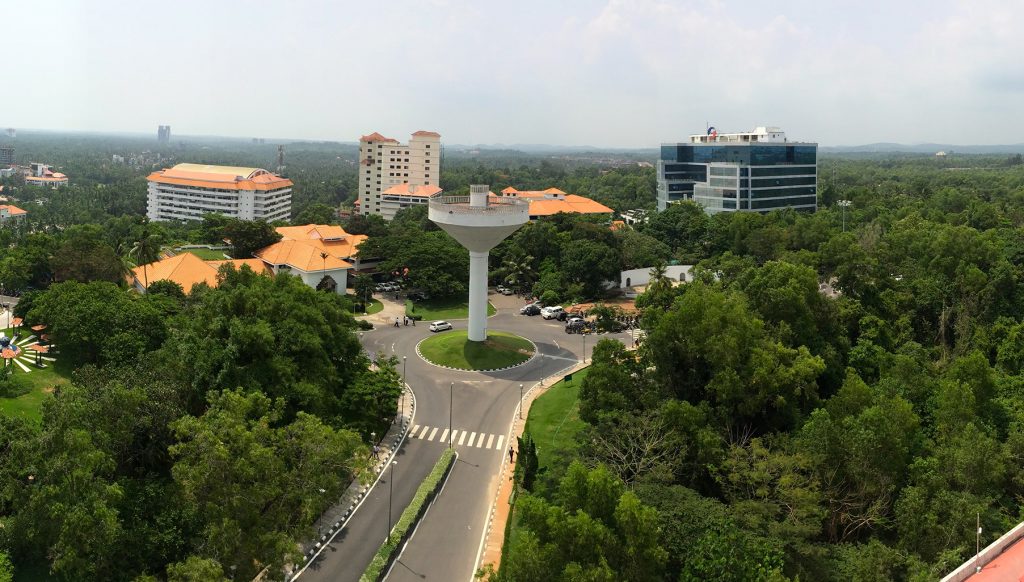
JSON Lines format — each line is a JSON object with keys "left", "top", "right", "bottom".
{"left": 417, "top": 330, "right": 535, "bottom": 371}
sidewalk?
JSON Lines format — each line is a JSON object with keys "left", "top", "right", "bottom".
{"left": 476, "top": 360, "right": 590, "bottom": 575}
{"left": 357, "top": 294, "right": 408, "bottom": 328}
{"left": 289, "top": 383, "right": 415, "bottom": 578}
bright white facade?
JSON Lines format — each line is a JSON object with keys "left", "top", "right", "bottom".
{"left": 147, "top": 163, "right": 292, "bottom": 222}
{"left": 378, "top": 183, "right": 442, "bottom": 220}
{"left": 358, "top": 131, "right": 440, "bottom": 218}
{"left": 428, "top": 185, "right": 529, "bottom": 341}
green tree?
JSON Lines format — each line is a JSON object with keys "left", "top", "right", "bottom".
{"left": 129, "top": 222, "right": 163, "bottom": 289}
{"left": 221, "top": 218, "right": 281, "bottom": 258}
{"left": 170, "top": 389, "right": 366, "bottom": 579}
{"left": 51, "top": 225, "right": 125, "bottom": 284}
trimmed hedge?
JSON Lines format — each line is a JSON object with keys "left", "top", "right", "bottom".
{"left": 360, "top": 448, "right": 456, "bottom": 582}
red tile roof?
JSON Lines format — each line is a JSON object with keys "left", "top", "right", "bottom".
{"left": 381, "top": 183, "right": 443, "bottom": 198}
{"left": 0, "top": 204, "right": 27, "bottom": 216}
{"left": 360, "top": 132, "right": 398, "bottom": 143}
{"left": 412, "top": 130, "right": 441, "bottom": 137}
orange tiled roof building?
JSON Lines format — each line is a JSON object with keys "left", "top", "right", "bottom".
{"left": 0, "top": 204, "right": 27, "bottom": 224}
{"left": 497, "top": 187, "right": 614, "bottom": 219}
{"left": 131, "top": 224, "right": 368, "bottom": 295}
{"left": 146, "top": 163, "right": 292, "bottom": 223}
{"left": 358, "top": 130, "right": 440, "bottom": 218}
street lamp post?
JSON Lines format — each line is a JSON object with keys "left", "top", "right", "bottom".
{"left": 388, "top": 461, "right": 398, "bottom": 542}
{"left": 519, "top": 384, "right": 523, "bottom": 420}
{"left": 449, "top": 382, "right": 453, "bottom": 449}
{"left": 582, "top": 332, "right": 587, "bottom": 364}
{"left": 401, "top": 356, "right": 407, "bottom": 424}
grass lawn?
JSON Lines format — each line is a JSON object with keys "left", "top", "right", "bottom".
{"left": 343, "top": 295, "right": 383, "bottom": 315}
{"left": 182, "top": 247, "right": 230, "bottom": 260}
{"left": 418, "top": 330, "right": 534, "bottom": 370}
{"left": 406, "top": 297, "right": 496, "bottom": 320}
{"left": 525, "top": 367, "right": 590, "bottom": 471}
{"left": 1, "top": 327, "right": 72, "bottom": 423}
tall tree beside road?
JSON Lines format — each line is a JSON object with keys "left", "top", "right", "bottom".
{"left": 170, "top": 389, "right": 366, "bottom": 580}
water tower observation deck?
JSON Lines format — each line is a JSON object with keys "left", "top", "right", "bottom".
{"left": 429, "top": 185, "right": 529, "bottom": 341}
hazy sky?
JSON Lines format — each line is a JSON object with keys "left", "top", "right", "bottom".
{"left": 5, "top": 0, "right": 1022, "bottom": 147}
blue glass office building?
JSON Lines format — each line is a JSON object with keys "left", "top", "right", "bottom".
{"left": 657, "top": 127, "right": 818, "bottom": 213}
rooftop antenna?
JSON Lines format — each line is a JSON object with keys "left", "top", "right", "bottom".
{"left": 276, "top": 145, "right": 286, "bottom": 175}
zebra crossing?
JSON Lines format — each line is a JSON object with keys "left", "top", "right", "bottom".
{"left": 410, "top": 424, "right": 506, "bottom": 451}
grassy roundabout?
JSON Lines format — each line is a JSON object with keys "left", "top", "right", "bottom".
{"left": 418, "top": 330, "right": 534, "bottom": 371}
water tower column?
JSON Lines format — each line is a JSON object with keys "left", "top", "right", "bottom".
{"left": 468, "top": 250, "right": 489, "bottom": 341}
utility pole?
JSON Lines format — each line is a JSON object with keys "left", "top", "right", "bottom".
{"left": 838, "top": 199, "right": 852, "bottom": 232}
{"left": 388, "top": 461, "right": 398, "bottom": 542}
{"left": 519, "top": 384, "right": 524, "bottom": 419}
{"left": 401, "top": 356, "right": 407, "bottom": 424}
{"left": 449, "top": 382, "right": 453, "bottom": 449}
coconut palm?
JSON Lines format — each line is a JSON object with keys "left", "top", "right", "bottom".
{"left": 503, "top": 255, "right": 535, "bottom": 295}
{"left": 129, "top": 224, "right": 162, "bottom": 290}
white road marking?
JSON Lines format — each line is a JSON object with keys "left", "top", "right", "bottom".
{"left": 458, "top": 431, "right": 468, "bottom": 446}
{"left": 475, "top": 433, "right": 485, "bottom": 448}
{"left": 495, "top": 434, "right": 505, "bottom": 450}
{"left": 427, "top": 427, "right": 439, "bottom": 441}
{"left": 467, "top": 432, "right": 476, "bottom": 446}
{"left": 439, "top": 428, "right": 449, "bottom": 443}
{"left": 417, "top": 425, "right": 430, "bottom": 439}
{"left": 485, "top": 434, "right": 495, "bottom": 449}
{"left": 412, "top": 424, "right": 421, "bottom": 435}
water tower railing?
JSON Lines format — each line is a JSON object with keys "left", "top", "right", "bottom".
{"left": 428, "top": 195, "right": 528, "bottom": 215}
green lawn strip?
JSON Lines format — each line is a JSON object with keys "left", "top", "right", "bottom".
{"left": 524, "top": 367, "right": 590, "bottom": 474}
{"left": 418, "top": 331, "right": 534, "bottom": 370}
{"left": 361, "top": 448, "right": 456, "bottom": 582}
{"left": 405, "top": 297, "right": 496, "bottom": 320}
{"left": 498, "top": 368, "right": 590, "bottom": 579}
{"left": 364, "top": 299, "right": 383, "bottom": 315}
{"left": 183, "top": 247, "right": 231, "bottom": 260}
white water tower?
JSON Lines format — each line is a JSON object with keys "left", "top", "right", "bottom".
{"left": 429, "top": 185, "right": 529, "bottom": 341}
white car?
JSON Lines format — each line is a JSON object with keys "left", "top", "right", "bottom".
{"left": 429, "top": 320, "right": 453, "bottom": 332}
{"left": 541, "top": 306, "right": 564, "bottom": 319}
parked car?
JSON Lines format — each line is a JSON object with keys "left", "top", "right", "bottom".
{"left": 565, "top": 319, "right": 590, "bottom": 334}
{"left": 408, "top": 290, "right": 430, "bottom": 301}
{"left": 520, "top": 301, "right": 540, "bottom": 314}
{"left": 501, "top": 287, "right": 514, "bottom": 295}
{"left": 496, "top": 285, "right": 508, "bottom": 294}
{"left": 521, "top": 304, "right": 541, "bottom": 316}
{"left": 429, "top": 320, "right": 453, "bottom": 332}
{"left": 541, "top": 306, "right": 564, "bottom": 320}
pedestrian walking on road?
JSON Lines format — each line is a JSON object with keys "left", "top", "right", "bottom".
{"left": 508, "top": 446, "right": 515, "bottom": 464}
{"left": 411, "top": 318, "right": 416, "bottom": 326}
{"left": 373, "top": 444, "right": 380, "bottom": 459}
{"left": 403, "top": 316, "right": 409, "bottom": 326}
{"left": 394, "top": 317, "right": 400, "bottom": 328}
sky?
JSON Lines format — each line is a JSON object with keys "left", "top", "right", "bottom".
{"left": 4, "top": 0, "right": 1023, "bottom": 147}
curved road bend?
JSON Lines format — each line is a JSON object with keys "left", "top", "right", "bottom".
{"left": 299, "top": 293, "right": 631, "bottom": 582}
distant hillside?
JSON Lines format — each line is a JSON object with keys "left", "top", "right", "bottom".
{"left": 823, "top": 143, "right": 1024, "bottom": 154}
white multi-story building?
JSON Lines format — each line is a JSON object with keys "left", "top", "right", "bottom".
{"left": 146, "top": 163, "right": 292, "bottom": 222}
{"left": 357, "top": 130, "right": 440, "bottom": 218}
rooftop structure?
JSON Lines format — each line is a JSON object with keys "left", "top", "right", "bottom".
{"left": 0, "top": 204, "right": 27, "bottom": 223}
{"left": 146, "top": 163, "right": 292, "bottom": 222}
{"left": 359, "top": 130, "right": 440, "bottom": 218}
{"left": 657, "top": 126, "right": 818, "bottom": 214}
{"left": 25, "top": 163, "right": 68, "bottom": 188}
{"left": 429, "top": 185, "right": 529, "bottom": 341}
{"left": 378, "top": 183, "right": 444, "bottom": 220}
{"left": 497, "top": 187, "right": 614, "bottom": 219}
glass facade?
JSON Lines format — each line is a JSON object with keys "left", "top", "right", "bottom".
{"left": 657, "top": 137, "right": 817, "bottom": 214}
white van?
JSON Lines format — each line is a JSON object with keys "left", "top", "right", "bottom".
{"left": 541, "top": 306, "right": 564, "bottom": 320}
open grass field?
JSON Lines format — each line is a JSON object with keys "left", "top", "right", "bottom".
{"left": 406, "top": 297, "right": 496, "bottom": 320}
{"left": 524, "top": 367, "right": 590, "bottom": 471}
{"left": 418, "top": 330, "right": 534, "bottom": 370}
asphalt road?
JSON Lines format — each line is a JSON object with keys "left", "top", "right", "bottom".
{"left": 299, "top": 292, "right": 631, "bottom": 582}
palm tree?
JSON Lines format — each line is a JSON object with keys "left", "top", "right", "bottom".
{"left": 503, "top": 255, "right": 535, "bottom": 295}
{"left": 129, "top": 224, "right": 162, "bottom": 290}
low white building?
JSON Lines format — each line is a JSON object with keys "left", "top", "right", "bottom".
{"left": 378, "top": 183, "right": 442, "bottom": 220}
{"left": 146, "top": 163, "right": 292, "bottom": 222}
{"left": 619, "top": 265, "right": 693, "bottom": 288}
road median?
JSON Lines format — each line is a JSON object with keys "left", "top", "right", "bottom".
{"left": 360, "top": 448, "right": 457, "bottom": 582}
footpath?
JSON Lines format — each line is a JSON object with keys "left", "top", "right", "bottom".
{"left": 475, "top": 359, "right": 591, "bottom": 576}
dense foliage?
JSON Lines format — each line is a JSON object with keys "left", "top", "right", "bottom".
{"left": 500, "top": 154, "right": 1024, "bottom": 581}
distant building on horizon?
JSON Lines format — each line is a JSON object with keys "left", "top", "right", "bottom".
{"left": 157, "top": 125, "right": 171, "bottom": 143}
{"left": 0, "top": 146, "right": 13, "bottom": 166}
{"left": 25, "top": 162, "right": 68, "bottom": 188}
{"left": 146, "top": 163, "right": 292, "bottom": 222}
{"left": 657, "top": 126, "right": 818, "bottom": 214}
{"left": 357, "top": 130, "right": 440, "bottom": 218}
